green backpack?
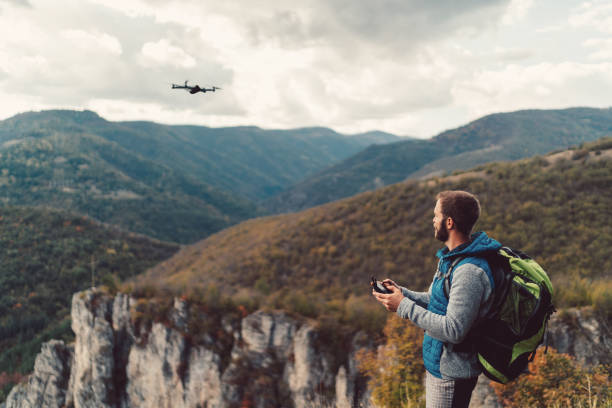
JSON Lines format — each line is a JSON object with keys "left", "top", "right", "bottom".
{"left": 445, "top": 247, "right": 556, "bottom": 384}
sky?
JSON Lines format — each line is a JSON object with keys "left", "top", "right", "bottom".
{"left": 0, "top": 0, "right": 611, "bottom": 138}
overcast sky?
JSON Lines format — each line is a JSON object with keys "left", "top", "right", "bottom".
{"left": 0, "top": 0, "right": 611, "bottom": 138}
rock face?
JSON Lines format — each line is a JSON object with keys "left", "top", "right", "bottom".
{"left": 69, "top": 290, "right": 116, "bottom": 408}
{"left": 4, "top": 291, "right": 609, "bottom": 408}
{"left": 469, "top": 375, "right": 503, "bottom": 408}
{"left": 5, "top": 289, "right": 372, "bottom": 408}
{"left": 4, "top": 340, "right": 72, "bottom": 408}
{"left": 547, "top": 308, "right": 612, "bottom": 368}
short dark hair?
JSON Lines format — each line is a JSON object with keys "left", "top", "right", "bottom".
{"left": 436, "top": 191, "right": 481, "bottom": 236}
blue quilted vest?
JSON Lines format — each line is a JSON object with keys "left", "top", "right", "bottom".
{"left": 422, "top": 231, "right": 501, "bottom": 378}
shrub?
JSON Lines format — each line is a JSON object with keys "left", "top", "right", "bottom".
{"left": 343, "top": 295, "right": 387, "bottom": 334}
{"left": 491, "top": 348, "right": 611, "bottom": 408}
{"left": 571, "top": 149, "right": 589, "bottom": 161}
{"left": 356, "top": 315, "right": 425, "bottom": 408}
{"left": 591, "top": 280, "right": 612, "bottom": 318}
{"left": 553, "top": 278, "right": 612, "bottom": 317}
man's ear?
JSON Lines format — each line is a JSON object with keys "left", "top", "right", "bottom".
{"left": 446, "top": 217, "right": 455, "bottom": 230}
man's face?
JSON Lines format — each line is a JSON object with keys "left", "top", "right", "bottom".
{"left": 433, "top": 200, "right": 449, "bottom": 242}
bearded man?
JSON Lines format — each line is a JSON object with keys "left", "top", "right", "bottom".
{"left": 373, "top": 190, "right": 501, "bottom": 408}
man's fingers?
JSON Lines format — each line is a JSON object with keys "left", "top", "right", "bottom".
{"left": 382, "top": 278, "right": 398, "bottom": 287}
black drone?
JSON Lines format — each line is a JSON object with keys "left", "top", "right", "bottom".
{"left": 171, "top": 80, "right": 222, "bottom": 94}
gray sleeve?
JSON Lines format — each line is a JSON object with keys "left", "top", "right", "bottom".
{"left": 396, "top": 263, "right": 492, "bottom": 344}
{"left": 400, "top": 284, "right": 431, "bottom": 309}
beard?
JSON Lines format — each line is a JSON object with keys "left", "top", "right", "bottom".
{"left": 434, "top": 219, "right": 449, "bottom": 242}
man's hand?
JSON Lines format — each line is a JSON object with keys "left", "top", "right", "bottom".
{"left": 381, "top": 278, "right": 399, "bottom": 289}
{"left": 372, "top": 280, "right": 404, "bottom": 312}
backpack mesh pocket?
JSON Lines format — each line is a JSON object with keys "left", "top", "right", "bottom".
{"left": 499, "top": 276, "right": 539, "bottom": 335}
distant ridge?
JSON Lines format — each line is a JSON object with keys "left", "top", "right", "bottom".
{"left": 265, "top": 107, "right": 612, "bottom": 213}
{"left": 1, "top": 109, "right": 400, "bottom": 202}
{"left": 0, "top": 109, "right": 400, "bottom": 243}
{"left": 348, "top": 130, "right": 408, "bottom": 145}
{"left": 0, "top": 110, "right": 258, "bottom": 243}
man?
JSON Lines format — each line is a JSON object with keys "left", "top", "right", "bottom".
{"left": 373, "top": 190, "right": 501, "bottom": 408}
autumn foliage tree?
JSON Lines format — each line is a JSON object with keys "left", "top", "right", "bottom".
{"left": 357, "top": 315, "right": 425, "bottom": 408}
{"left": 491, "top": 348, "right": 611, "bottom": 408}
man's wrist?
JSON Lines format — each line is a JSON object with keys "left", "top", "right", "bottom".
{"left": 396, "top": 297, "right": 413, "bottom": 319}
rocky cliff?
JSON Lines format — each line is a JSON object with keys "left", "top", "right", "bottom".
{"left": 4, "top": 289, "right": 372, "bottom": 408}
{"left": 4, "top": 290, "right": 610, "bottom": 408}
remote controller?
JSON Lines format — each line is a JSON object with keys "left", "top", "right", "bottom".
{"left": 371, "top": 277, "right": 393, "bottom": 294}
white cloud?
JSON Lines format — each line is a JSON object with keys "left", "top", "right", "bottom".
{"left": 0, "top": 0, "right": 610, "bottom": 140}
{"left": 0, "top": 0, "right": 31, "bottom": 7}
{"left": 583, "top": 38, "right": 612, "bottom": 61}
{"left": 140, "top": 39, "right": 196, "bottom": 68}
{"left": 570, "top": 1, "right": 612, "bottom": 34}
{"left": 535, "top": 24, "right": 564, "bottom": 33}
{"left": 84, "top": 0, "right": 153, "bottom": 18}
{"left": 85, "top": 0, "right": 512, "bottom": 55}
{"left": 502, "top": 0, "right": 534, "bottom": 25}
{"left": 0, "top": 54, "right": 48, "bottom": 77}
{"left": 61, "top": 29, "right": 122, "bottom": 55}
{"left": 493, "top": 46, "right": 534, "bottom": 62}
{"left": 0, "top": 6, "right": 47, "bottom": 49}
{"left": 535, "top": 85, "right": 552, "bottom": 96}
{"left": 452, "top": 62, "right": 612, "bottom": 119}
{"left": 86, "top": 97, "right": 247, "bottom": 126}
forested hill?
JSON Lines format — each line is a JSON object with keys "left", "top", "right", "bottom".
{"left": 134, "top": 137, "right": 612, "bottom": 329}
{"left": 0, "top": 111, "right": 258, "bottom": 243}
{"left": 0, "top": 110, "right": 399, "bottom": 202}
{"left": 266, "top": 107, "right": 612, "bottom": 213}
{"left": 0, "top": 206, "right": 179, "bottom": 398}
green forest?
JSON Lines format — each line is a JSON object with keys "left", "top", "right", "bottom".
{"left": 0, "top": 109, "right": 391, "bottom": 203}
{"left": 0, "top": 110, "right": 401, "bottom": 244}
{"left": 0, "top": 207, "right": 179, "bottom": 400}
{"left": 0, "top": 127, "right": 259, "bottom": 244}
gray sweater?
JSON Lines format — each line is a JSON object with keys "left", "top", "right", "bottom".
{"left": 396, "top": 262, "right": 494, "bottom": 379}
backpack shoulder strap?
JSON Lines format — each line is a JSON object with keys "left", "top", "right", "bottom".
{"left": 480, "top": 249, "right": 516, "bottom": 318}
{"left": 442, "top": 250, "right": 507, "bottom": 299}
{"left": 443, "top": 256, "right": 465, "bottom": 298}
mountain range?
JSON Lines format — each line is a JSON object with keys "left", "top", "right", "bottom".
{"left": 0, "top": 110, "right": 398, "bottom": 243}
{"left": 3, "top": 107, "right": 612, "bottom": 242}
{"left": 265, "top": 107, "right": 612, "bottom": 213}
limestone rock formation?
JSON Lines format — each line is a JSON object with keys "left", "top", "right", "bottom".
{"left": 4, "top": 340, "right": 72, "bottom": 408}
{"left": 547, "top": 308, "right": 612, "bottom": 367}
{"left": 68, "top": 290, "right": 116, "bottom": 408}
{"left": 5, "top": 289, "right": 371, "bottom": 408}
{"left": 4, "top": 289, "right": 608, "bottom": 408}
{"left": 469, "top": 375, "right": 503, "bottom": 408}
